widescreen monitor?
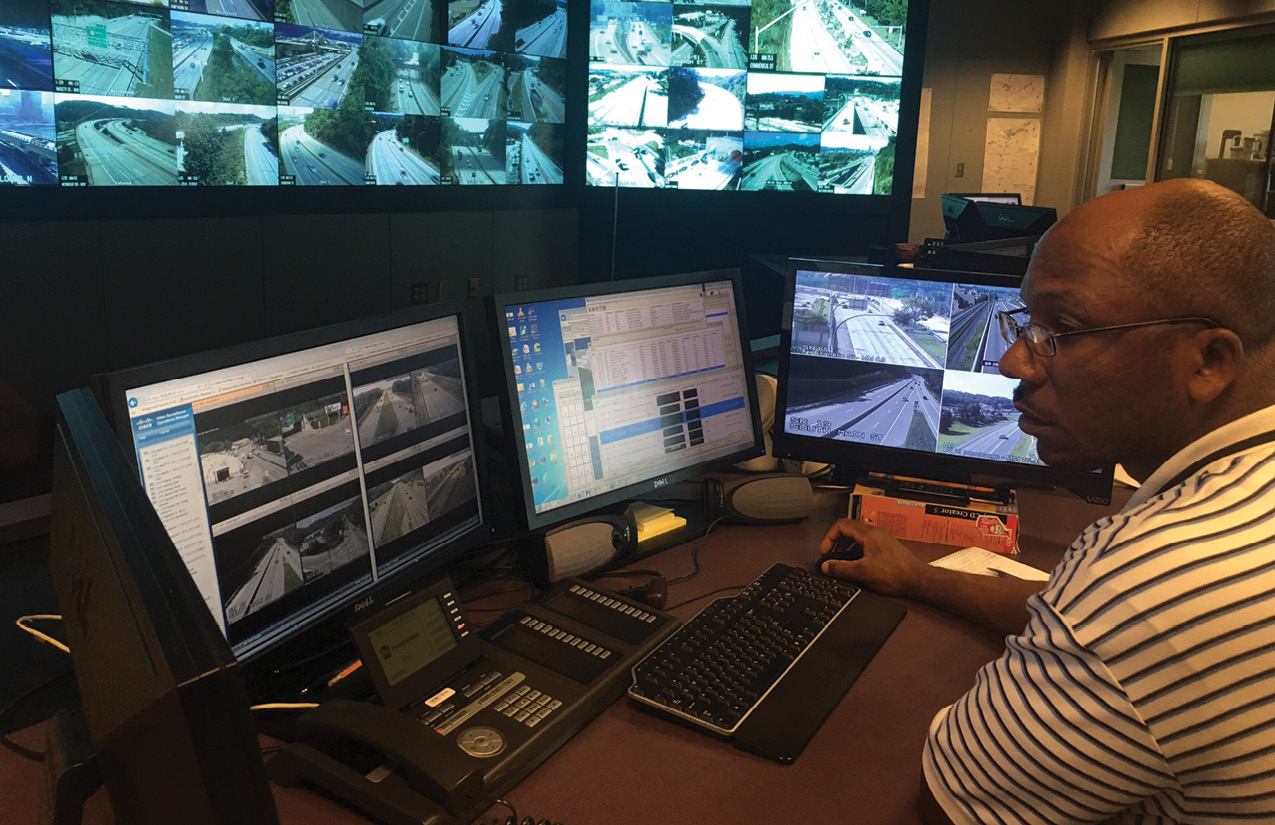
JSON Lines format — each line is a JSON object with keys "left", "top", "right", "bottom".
{"left": 49, "top": 387, "right": 279, "bottom": 825}
{"left": 493, "top": 270, "right": 765, "bottom": 529}
{"left": 95, "top": 303, "right": 489, "bottom": 668}
{"left": 941, "top": 193, "right": 1056, "bottom": 242}
{"left": 948, "top": 192, "right": 1021, "bottom": 205}
{"left": 773, "top": 258, "right": 1113, "bottom": 504}
{"left": 0, "top": 0, "right": 568, "bottom": 188}
{"left": 585, "top": 0, "right": 914, "bottom": 193}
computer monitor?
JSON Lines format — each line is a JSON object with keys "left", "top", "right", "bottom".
{"left": 48, "top": 386, "right": 279, "bottom": 825}
{"left": 940, "top": 194, "right": 1056, "bottom": 242}
{"left": 93, "top": 304, "right": 489, "bottom": 683}
{"left": 492, "top": 271, "right": 765, "bottom": 529}
{"left": 773, "top": 259, "right": 1113, "bottom": 504}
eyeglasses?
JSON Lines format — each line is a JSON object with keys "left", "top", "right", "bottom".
{"left": 996, "top": 307, "right": 1220, "bottom": 357}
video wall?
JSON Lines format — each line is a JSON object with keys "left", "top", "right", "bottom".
{"left": 585, "top": 0, "right": 908, "bottom": 192}
{"left": 0, "top": 0, "right": 567, "bottom": 186}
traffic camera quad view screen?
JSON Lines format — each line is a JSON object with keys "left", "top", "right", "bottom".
{"left": 782, "top": 267, "right": 1045, "bottom": 466}
{"left": 586, "top": 0, "right": 906, "bottom": 192}
{"left": 0, "top": 0, "right": 566, "bottom": 186}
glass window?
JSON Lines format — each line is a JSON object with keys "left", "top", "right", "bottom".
{"left": 1157, "top": 27, "right": 1275, "bottom": 217}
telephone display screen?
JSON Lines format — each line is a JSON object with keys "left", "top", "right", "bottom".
{"left": 366, "top": 597, "right": 458, "bottom": 686}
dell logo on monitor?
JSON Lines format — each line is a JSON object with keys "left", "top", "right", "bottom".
{"left": 653, "top": 477, "right": 669, "bottom": 489}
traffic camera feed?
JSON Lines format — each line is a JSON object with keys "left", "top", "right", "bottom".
{"left": 587, "top": 0, "right": 907, "bottom": 193}
{"left": 0, "top": 0, "right": 566, "bottom": 186}
{"left": 783, "top": 268, "right": 1043, "bottom": 465}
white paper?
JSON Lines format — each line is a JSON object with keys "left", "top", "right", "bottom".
{"left": 989, "top": 73, "right": 1044, "bottom": 114}
{"left": 931, "top": 546, "right": 1050, "bottom": 581}
{"left": 912, "top": 87, "right": 931, "bottom": 198}
{"left": 982, "top": 117, "right": 1041, "bottom": 205}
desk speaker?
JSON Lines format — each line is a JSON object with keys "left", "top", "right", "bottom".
{"left": 703, "top": 474, "right": 813, "bottom": 524}
{"left": 525, "top": 509, "right": 638, "bottom": 585}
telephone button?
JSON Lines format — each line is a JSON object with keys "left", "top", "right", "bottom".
{"left": 457, "top": 726, "right": 505, "bottom": 758}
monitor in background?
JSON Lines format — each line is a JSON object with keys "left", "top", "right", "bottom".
{"left": 492, "top": 271, "right": 765, "bottom": 530}
{"left": 941, "top": 194, "right": 1057, "bottom": 242}
{"left": 773, "top": 258, "right": 1113, "bottom": 503}
{"left": 94, "top": 304, "right": 489, "bottom": 694}
{"left": 48, "top": 387, "right": 279, "bottom": 825}
{"left": 947, "top": 192, "right": 1022, "bottom": 205}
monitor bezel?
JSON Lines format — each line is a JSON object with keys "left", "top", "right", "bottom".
{"left": 491, "top": 269, "right": 766, "bottom": 531}
{"left": 946, "top": 192, "right": 1023, "bottom": 205}
{"left": 93, "top": 299, "right": 494, "bottom": 671}
{"left": 772, "top": 258, "right": 1115, "bottom": 505}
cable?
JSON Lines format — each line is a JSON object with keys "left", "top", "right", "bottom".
{"left": 665, "top": 584, "right": 750, "bottom": 611}
{"left": 666, "top": 517, "right": 727, "bottom": 585}
{"left": 16, "top": 615, "right": 70, "bottom": 655}
{"left": 0, "top": 667, "right": 75, "bottom": 762}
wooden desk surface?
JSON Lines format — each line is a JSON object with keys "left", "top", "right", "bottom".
{"left": 0, "top": 486, "right": 1128, "bottom": 825}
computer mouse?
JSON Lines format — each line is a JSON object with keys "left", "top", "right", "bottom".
{"left": 817, "top": 540, "right": 863, "bottom": 573}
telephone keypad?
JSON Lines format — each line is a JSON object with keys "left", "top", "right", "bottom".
{"left": 493, "top": 683, "right": 560, "bottom": 729}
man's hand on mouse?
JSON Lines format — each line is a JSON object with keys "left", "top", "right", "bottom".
{"left": 818, "top": 518, "right": 931, "bottom": 598}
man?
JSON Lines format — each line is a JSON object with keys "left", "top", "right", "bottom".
{"left": 819, "top": 179, "right": 1275, "bottom": 824}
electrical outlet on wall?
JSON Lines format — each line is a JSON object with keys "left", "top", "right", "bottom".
{"left": 954, "top": 162, "right": 965, "bottom": 178}
{"left": 468, "top": 277, "right": 481, "bottom": 298}
{"left": 515, "top": 275, "right": 529, "bottom": 291}
{"left": 437, "top": 280, "right": 450, "bottom": 300}
{"left": 411, "top": 282, "right": 430, "bottom": 304}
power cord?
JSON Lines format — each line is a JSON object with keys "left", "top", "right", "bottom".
{"left": 16, "top": 615, "right": 69, "bottom": 655}
{"left": 484, "top": 797, "right": 565, "bottom": 825}
{"left": 665, "top": 584, "right": 750, "bottom": 611}
{"left": 666, "top": 517, "right": 727, "bottom": 585}
{"left": 0, "top": 667, "right": 76, "bottom": 762}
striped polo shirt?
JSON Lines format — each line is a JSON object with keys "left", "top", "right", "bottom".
{"left": 923, "top": 404, "right": 1275, "bottom": 824}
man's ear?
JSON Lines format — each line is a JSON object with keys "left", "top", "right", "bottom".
{"left": 1187, "top": 328, "right": 1244, "bottom": 404}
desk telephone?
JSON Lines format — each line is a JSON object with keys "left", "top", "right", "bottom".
{"left": 267, "top": 578, "right": 680, "bottom": 825}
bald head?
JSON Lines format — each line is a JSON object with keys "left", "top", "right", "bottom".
{"left": 1038, "top": 179, "right": 1275, "bottom": 347}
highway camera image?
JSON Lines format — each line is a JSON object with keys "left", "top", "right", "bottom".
{"left": 443, "top": 115, "right": 504, "bottom": 183}
{"left": 506, "top": 120, "right": 562, "bottom": 184}
{"left": 588, "top": 65, "right": 666, "bottom": 129}
{"left": 296, "top": 494, "right": 370, "bottom": 582}
{"left": 373, "top": 36, "right": 441, "bottom": 116}
{"left": 937, "top": 371, "right": 1038, "bottom": 464}
{"left": 275, "top": 23, "right": 360, "bottom": 108}
{"left": 422, "top": 451, "right": 477, "bottom": 516}
{"left": 672, "top": 5, "right": 747, "bottom": 69}
{"left": 367, "top": 467, "right": 431, "bottom": 547}
{"left": 589, "top": 2, "right": 672, "bottom": 65}
{"left": 55, "top": 95, "right": 178, "bottom": 185}
{"left": 515, "top": 0, "right": 566, "bottom": 59}
{"left": 784, "top": 358, "right": 941, "bottom": 451}
{"left": 448, "top": 0, "right": 511, "bottom": 51}
{"left": 277, "top": 104, "right": 367, "bottom": 184}
{"left": 171, "top": 12, "right": 276, "bottom": 106}
{"left": 792, "top": 271, "right": 952, "bottom": 368}
{"left": 664, "top": 130, "right": 740, "bottom": 189}
{"left": 739, "top": 131, "right": 816, "bottom": 191}
{"left": 783, "top": 267, "right": 1046, "bottom": 468}
{"left": 667, "top": 66, "right": 742, "bottom": 130}
{"left": 223, "top": 520, "right": 305, "bottom": 623}
{"left": 744, "top": 71, "right": 823, "bottom": 133}
{"left": 277, "top": 392, "right": 356, "bottom": 470}
{"left": 505, "top": 52, "right": 564, "bottom": 122}
{"left": 0, "top": 90, "right": 57, "bottom": 185}
{"left": 196, "top": 408, "right": 290, "bottom": 505}
{"left": 51, "top": 0, "right": 173, "bottom": 99}
{"left": 189, "top": 0, "right": 272, "bottom": 23}
{"left": 440, "top": 46, "right": 504, "bottom": 118}
{"left": 362, "top": 0, "right": 435, "bottom": 42}
{"left": 368, "top": 113, "right": 442, "bottom": 184}
{"left": 586, "top": 126, "right": 663, "bottom": 187}
{"left": 946, "top": 285, "right": 1022, "bottom": 375}
{"left": 176, "top": 100, "right": 279, "bottom": 185}
{"left": 0, "top": 0, "right": 53, "bottom": 91}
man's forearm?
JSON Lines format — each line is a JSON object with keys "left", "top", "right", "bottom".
{"left": 903, "top": 565, "right": 1045, "bottom": 637}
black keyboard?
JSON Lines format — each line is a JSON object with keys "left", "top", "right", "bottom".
{"left": 628, "top": 562, "right": 902, "bottom": 761}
